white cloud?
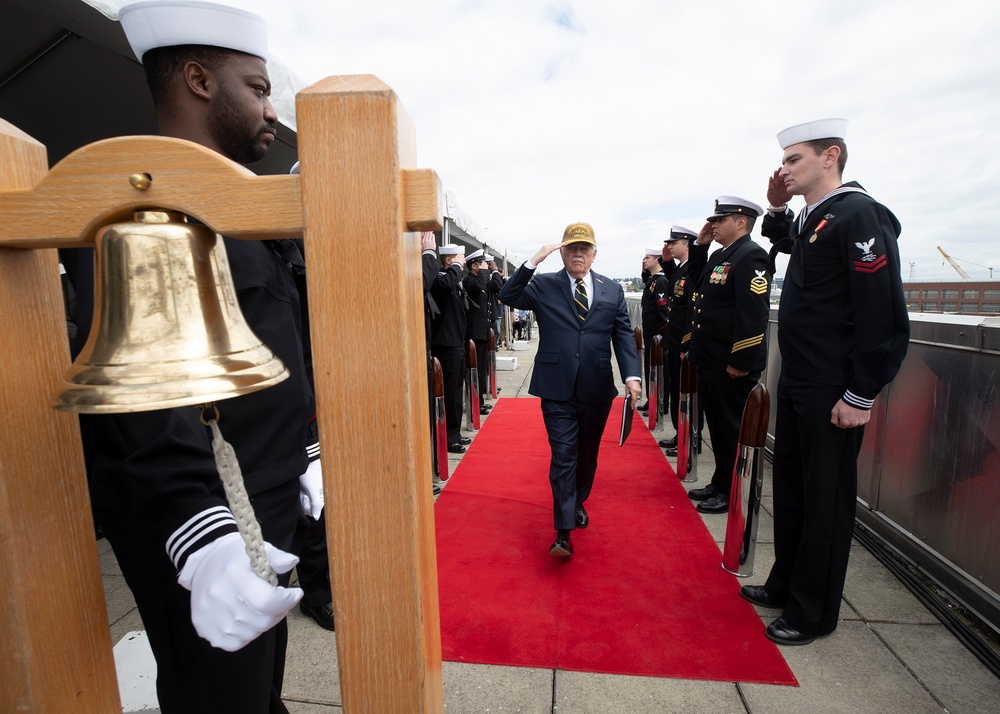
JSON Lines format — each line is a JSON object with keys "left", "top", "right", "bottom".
{"left": 228, "top": 0, "right": 1000, "bottom": 279}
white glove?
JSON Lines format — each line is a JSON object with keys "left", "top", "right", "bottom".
{"left": 178, "top": 532, "right": 303, "bottom": 652}
{"left": 299, "top": 458, "right": 324, "bottom": 519}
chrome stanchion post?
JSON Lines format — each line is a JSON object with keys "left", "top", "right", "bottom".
{"left": 677, "top": 358, "right": 699, "bottom": 484}
{"left": 721, "top": 384, "right": 770, "bottom": 576}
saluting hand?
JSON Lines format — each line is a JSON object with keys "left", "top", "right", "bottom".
{"left": 767, "top": 169, "right": 792, "bottom": 208}
{"left": 531, "top": 243, "right": 564, "bottom": 265}
{"left": 420, "top": 231, "right": 436, "bottom": 251}
{"left": 697, "top": 222, "right": 714, "bottom": 245}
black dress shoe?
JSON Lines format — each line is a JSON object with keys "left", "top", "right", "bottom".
{"left": 658, "top": 437, "right": 677, "bottom": 449}
{"left": 765, "top": 617, "right": 816, "bottom": 646}
{"left": 740, "top": 585, "right": 786, "bottom": 609}
{"left": 575, "top": 505, "right": 589, "bottom": 528}
{"left": 636, "top": 401, "right": 649, "bottom": 411}
{"left": 447, "top": 443, "right": 466, "bottom": 453}
{"left": 480, "top": 407, "right": 491, "bottom": 415}
{"left": 300, "top": 601, "right": 335, "bottom": 631}
{"left": 458, "top": 436, "right": 472, "bottom": 445}
{"left": 696, "top": 492, "right": 730, "bottom": 513}
{"left": 687, "top": 484, "right": 718, "bottom": 501}
{"left": 480, "top": 402, "right": 493, "bottom": 410}
{"left": 549, "top": 530, "right": 573, "bottom": 557}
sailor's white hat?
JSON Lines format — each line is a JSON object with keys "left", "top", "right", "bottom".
{"left": 439, "top": 244, "right": 464, "bottom": 256}
{"left": 644, "top": 247, "right": 662, "bottom": 257}
{"left": 665, "top": 225, "right": 697, "bottom": 242}
{"left": 706, "top": 196, "right": 764, "bottom": 222}
{"left": 777, "top": 118, "right": 848, "bottom": 150}
{"left": 118, "top": 0, "right": 269, "bottom": 62}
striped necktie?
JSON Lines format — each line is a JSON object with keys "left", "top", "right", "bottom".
{"left": 574, "top": 278, "right": 589, "bottom": 322}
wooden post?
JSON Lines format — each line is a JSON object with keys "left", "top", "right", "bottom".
{"left": 0, "top": 122, "right": 121, "bottom": 711}
{"left": 297, "top": 76, "right": 443, "bottom": 713}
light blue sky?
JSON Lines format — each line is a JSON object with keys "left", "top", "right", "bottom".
{"left": 195, "top": 0, "right": 1000, "bottom": 280}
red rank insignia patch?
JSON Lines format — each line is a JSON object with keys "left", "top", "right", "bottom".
{"left": 853, "top": 237, "right": 886, "bottom": 273}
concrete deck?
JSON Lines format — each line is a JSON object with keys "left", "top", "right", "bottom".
{"left": 100, "top": 333, "right": 1000, "bottom": 713}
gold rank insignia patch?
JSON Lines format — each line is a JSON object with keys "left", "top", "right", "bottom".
{"left": 750, "top": 270, "right": 769, "bottom": 295}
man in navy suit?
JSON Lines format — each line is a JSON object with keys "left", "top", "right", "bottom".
{"left": 500, "top": 222, "right": 642, "bottom": 557}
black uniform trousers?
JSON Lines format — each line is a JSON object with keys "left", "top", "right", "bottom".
{"left": 98, "top": 478, "right": 305, "bottom": 714}
{"left": 296, "top": 511, "right": 332, "bottom": 608}
{"left": 427, "top": 355, "right": 439, "bottom": 476}
{"left": 699, "top": 368, "right": 758, "bottom": 495}
{"left": 433, "top": 345, "right": 465, "bottom": 443}
{"left": 540, "top": 395, "right": 614, "bottom": 530}
{"left": 764, "top": 374, "right": 864, "bottom": 636}
{"left": 641, "top": 330, "right": 657, "bottom": 404}
{"left": 473, "top": 337, "right": 489, "bottom": 399}
{"left": 668, "top": 351, "right": 705, "bottom": 437}
{"left": 666, "top": 350, "right": 681, "bottom": 430}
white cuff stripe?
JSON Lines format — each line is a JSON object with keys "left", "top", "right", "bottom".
{"left": 306, "top": 441, "right": 321, "bottom": 460}
{"left": 843, "top": 390, "right": 874, "bottom": 410}
{"left": 166, "top": 507, "right": 237, "bottom": 567}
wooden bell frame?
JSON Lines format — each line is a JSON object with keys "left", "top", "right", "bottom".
{"left": 0, "top": 75, "right": 444, "bottom": 713}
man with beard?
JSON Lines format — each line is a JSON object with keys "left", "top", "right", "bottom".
{"left": 740, "top": 119, "right": 908, "bottom": 646}
{"left": 499, "top": 222, "right": 641, "bottom": 557}
{"left": 77, "top": 3, "right": 316, "bottom": 711}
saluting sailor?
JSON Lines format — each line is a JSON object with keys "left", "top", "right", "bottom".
{"left": 430, "top": 244, "right": 471, "bottom": 453}
{"left": 684, "top": 197, "right": 771, "bottom": 514}
{"left": 739, "top": 119, "right": 909, "bottom": 646}
{"left": 659, "top": 225, "right": 702, "bottom": 452}
{"left": 638, "top": 246, "right": 671, "bottom": 413}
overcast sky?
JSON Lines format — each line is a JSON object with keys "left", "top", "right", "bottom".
{"left": 178, "top": 0, "right": 1000, "bottom": 281}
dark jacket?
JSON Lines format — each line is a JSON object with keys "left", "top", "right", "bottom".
{"left": 429, "top": 262, "right": 468, "bottom": 348}
{"left": 762, "top": 182, "right": 909, "bottom": 406}
{"left": 686, "top": 235, "right": 771, "bottom": 373}
{"left": 499, "top": 264, "right": 640, "bottom": 403}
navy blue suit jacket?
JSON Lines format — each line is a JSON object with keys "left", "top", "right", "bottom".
{"left": 500, "top": 264, "right": 640, "bottom": 404}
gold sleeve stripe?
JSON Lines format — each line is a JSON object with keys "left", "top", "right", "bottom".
{"left": 731, "top": 334, "right": 764, "bottom": 353}
{"left": 681, "top": 333, "right": 692, "bottom": 344}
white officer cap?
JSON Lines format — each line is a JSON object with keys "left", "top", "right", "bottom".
{"left": 644, "top": 247, "right": 661, "bottom": 257}
{"left": 289, "top": 161, "right": 299, "bottom": 175}
{"left": 776, "top": 118, "right": 848, "bottom": 150}
{"left": 484, "top": 254, "right": 493, "bottom": 261}
{"left": 665, "top": 225, "right": 697, "bottom": 242}
{"left": 706, "top": 196, "right": 764, "bottom": 222}
{"left": 467, "top": 249, "right": 485, "bottom": 261}
{"left": 439, "top": 244, "right": 464, "bottom": 255}
{"left": 118, "top": 0, "right": 269, "bottom": 62}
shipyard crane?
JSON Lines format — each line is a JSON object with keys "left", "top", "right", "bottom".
{"left": 937, "top": 246, "right": 971, "bottom": 279}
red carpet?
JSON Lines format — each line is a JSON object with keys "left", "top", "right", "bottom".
{"left": 435, "top": 398, "right": 797, "bottom": 684}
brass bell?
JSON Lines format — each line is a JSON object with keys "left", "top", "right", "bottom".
{"left": 55, "top": 210, "right": 288, "bottom": 413}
